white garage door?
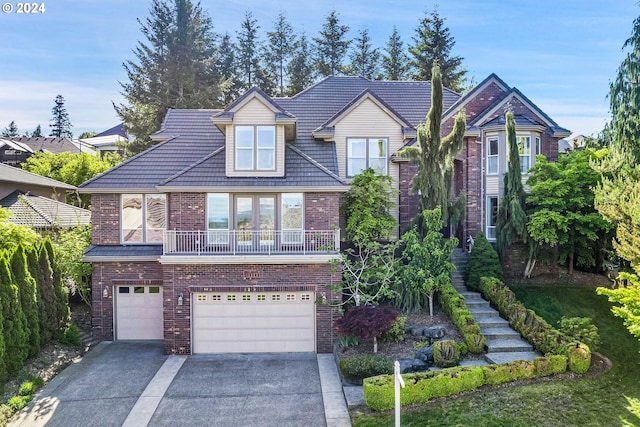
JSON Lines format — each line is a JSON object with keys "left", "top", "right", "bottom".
{"left": 192, "top": 291, "right": 315, "bottom": 354}
{"left": 115, "top": 285, "right": 164, "bottom": 340}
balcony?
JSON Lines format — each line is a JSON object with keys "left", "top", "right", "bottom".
{"left": 163, "top": 229, "right": 340, "bottom": 257}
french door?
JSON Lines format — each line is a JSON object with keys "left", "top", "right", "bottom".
{"left": 235, "top": 195, "right": 275, "bottom": 248}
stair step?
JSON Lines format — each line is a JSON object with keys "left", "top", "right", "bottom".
{"left": 468, "top": 306, "right": 496, "bottom": 314}
{"left": 475, "top": 317, "right": 510, "bottom": 328}
{"left": 465, "top": 300, "right": 490, "bottom": 308}
{"left": 471, "top": 312, "right": 503, "bottom": 321}
{"left": 485, "top": 338, "right": 533, "bottom": 352}
{"left": 485, "top": 351, "right": 542, "bottom": 364}
{"left": 481, "top": 326, "right": 521, "bottom": 340}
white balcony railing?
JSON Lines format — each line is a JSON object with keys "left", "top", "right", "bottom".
{"left": 163, "top": 229, "right": 340, "bottom": 256}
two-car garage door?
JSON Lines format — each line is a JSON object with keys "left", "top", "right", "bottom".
{"left": 192, "top": 291, "right": 315, "bottom": 353}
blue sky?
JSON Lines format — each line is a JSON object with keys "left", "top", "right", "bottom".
{"left": 0, "top": 0, "right": 637, "bottom": 137}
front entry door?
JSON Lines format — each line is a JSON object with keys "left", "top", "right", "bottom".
{"left": 235, "top": 196, "right": 275, "bottom": 250}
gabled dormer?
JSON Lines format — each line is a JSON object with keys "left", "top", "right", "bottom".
{"left": 212, "top": 87, "right": 296, "bottom": 178}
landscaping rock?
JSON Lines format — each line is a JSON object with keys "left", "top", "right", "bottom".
{"left": 411, "top": 358, "right": 429, "bottom": 372}
{"left": 423, "top": 326, "right": 446, "bottom": 339}
{"left": 398, "top": 359, "right": 415, "bottom": 374}
{"left": 409, "top": 326, "right": 427, "bottom": 337}
{"left": 415, "top": 345, "right": 434, "bottom": 363}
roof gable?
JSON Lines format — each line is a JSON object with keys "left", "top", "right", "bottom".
{"left": 442, "top": 73, "right": 510, "bottom": 123}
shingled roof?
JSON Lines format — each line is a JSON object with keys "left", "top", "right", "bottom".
{"left": 0, "top": 191, "right": 90, "bottom": 228}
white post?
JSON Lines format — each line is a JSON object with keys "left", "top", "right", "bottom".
{"left": 394, "top": 360, "right": 405, "bottom": 427}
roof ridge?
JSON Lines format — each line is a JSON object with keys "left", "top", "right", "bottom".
{"left": 160, "top": 146, "right": 225, "bottom": 185}
{"left": 287, "top": 144, "right": 346, "bottom": 185}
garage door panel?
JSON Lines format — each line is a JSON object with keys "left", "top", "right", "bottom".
{"left": 193, "top": 291, "right": 315, "bottom": 354}
{"left": 116, "top": 286, "right": 163, "bottom": 340}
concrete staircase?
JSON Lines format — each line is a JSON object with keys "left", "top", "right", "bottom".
{"left": 451, "top": 248, "right": 541, "bottom": 364}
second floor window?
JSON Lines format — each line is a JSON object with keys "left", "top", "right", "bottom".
{"left": 517, "top": 135, "right": 531, "bottom": 173}
{"left": 487, "top": 137, "right": 499, "bottom": 175}
{"left": 347, "top": 137, "right": 388, "bottom": 177}
{"left": 235, "top": 125, "right": 275, "bottom": 171}
{"left": 122, "top": 194, "right": 166, "bottom": 244}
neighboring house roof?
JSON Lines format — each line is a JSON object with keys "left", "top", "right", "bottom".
{"left": 0, "top": 191, "right": 90, "bottom": 228}
{"left": 83, "top": 245, "right": 162, "bottom": 262}
{"left": 0, "top": 138, "right": 34, "bottom": 153}
{"left": 95, "top": 123, "right": 127, "bottom": 138}
{"left": 0, "top": 163, "right": 76, "bottom": 191}
{"left": 6, "top": 137, "right": 82, "bottom": 155}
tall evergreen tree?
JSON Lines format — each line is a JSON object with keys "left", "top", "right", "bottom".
{"left": 116, "top": 0, "right": 221, "bottom": 155}
{"left": 409, "top": 8, "right": 466, "bottom": 92}
{"left": 381, "top": 26, "right": 410, "bottom": 81}
{"left": 397, "top": 64, "right": 466, "bottom": 230}
{"left": 49, "top": 95, "right": 73, "bottom": 138}
{"left": 286, "top": 34, "right": 315, "bottom": 96}
{"left": 347, "top": 28, "right": 380, "bottom": 79}
{"left": 216, "top": 32, "right": 242, "bottom": 105}
{"left": 495, "top": 110, "right": 528, "bottom": 258}
{"left": 35, "top": 244, "right": 58, "bottom": 344}
{"left": 31, "top": 124, "right": 43, "bottom": 137}
{"left": 313, "top": 10, "right": 351, "bottom": 77}
{"left": 236, "top": 11, "right": 264, "bottom": 90}
{"left": 264, "top": 12, "right": 295, "bottom": 96}
{"left": 2, "top": 120, "right": 19, "bottom": 137}
{"left": 10, "top": 245, "right": 40, "bottom": 358}
{"left": 0, "top": 253, "right": 28, "bottom": 376}
{"left": 43, "top": 238, "right": 69, "bottom": 332}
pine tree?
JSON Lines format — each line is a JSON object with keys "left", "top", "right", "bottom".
{"left": 313, "top": 10, "right": 351, "bottom": 77}
{"left": 409, "top": 8, "right": 467, "bottom": 92}
{"left": 264, "top": 12, "right": 295, "bottom": 96}
{"left": 49, "top": 95, "right": 73, "bottom": 138}
{"left": 347, "top": 28, "right": 380, "bottom": 79}
{"left": 2, "top": 120, "right": 19, "bottom": 137}
{"left": 0, "top": 253, "right": 28, "bottom": 376}
{"left": 10, "top": 245, "right": 40, "bottom": 358}
{"left": 31, "top": 124, "right": 43, "bottom": 137}
{"left": 216, "top": 32, "right": 242, "bottom": 106}
{"left": 286, "top": 34, "right": 315, "bottom": 96}
{"left": 495, "top": 109, "right": 528, "bottom": 258}
{"left": 381, "top": 26, "right": 409, "bottom": 81}
{"left": 397, "top": 64, "right": 466, "bottom": 230}
{"left": 236, "top": 11, "right": 264, "bottom": 91}
{"left": 116, "top": 0, "right": 221, "bottom": 155}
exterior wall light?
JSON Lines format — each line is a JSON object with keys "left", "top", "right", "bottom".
{"left": 177, "top": 293, "right": 184, "bottom": 306}
{"left": 103, "top": 286, "right": 109, "bottom": 298}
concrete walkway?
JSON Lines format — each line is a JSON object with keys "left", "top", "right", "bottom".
{"left": 10, "top": 342, "right": 352, "bottom": 427}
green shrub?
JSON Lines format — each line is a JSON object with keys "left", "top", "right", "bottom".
{"left": 32, "top": 377, "right": 44, "bottom": 387}
{"left": 18, "top": 381, "right": 34, "bottom": 397}
{"left": 457, "top": 341, "right": 468, "bottom": 356}
{"left": 364, "top": 366, "right": 485, "bottom": 411}
{"left": 437, "top": 282, "right": 486, "bottom": 354}
{"left": 339, "top": 355, "right": 393, "bottom": 384}
{"left": 59, "top": 323, "right": 81, "bottom": 347}
{"left": 532, "top": 356, "right": 568, "bottom": 376}
{"left": 433, "top": 340, "right": 460, "bottom": 368}
{"left": 465, "top": 232, "right": 502, "bottom": 291}
{"left": 7, "top": 395, "right": 30, "bottom": 412}
{"left": 567, "top": 343, "right": 591, "bottom": 374}
{"left": 559, "top": 317, "right": 601, "bottom": 350}
{"left": 0, "top": 404, "right": 12, "bottom": 425}
{"left": 338, "top": 335, "right": 359, "bottom": 349}
{"left": 381, "top": 316, "right": 406, "bottom": 343}
{"left": 549, "top": 355, "right": 568, "bottom": 374}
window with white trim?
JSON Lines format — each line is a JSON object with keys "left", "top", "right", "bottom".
{"left": 486, "top": 196, "right": 498, "bottom": 241}
{"left": 121, "top": 194, "right": 166, "bottom": 244}
{"left": 207, "top": 193, "right": 230, "bottom": 244}
{"left": 347, "top": 138, "right": 388, "bottom": 176}
{"left": 487, "top": 137, "right": 499, "bottom": 175}
{"left": 517, "top": 135, "right": 531, "bottom": 173}
{"left": 535, "top": 136, "right": 541, "bottom": 156}
{"left": 235, "top": 125, "right": 275, "bottom": 171}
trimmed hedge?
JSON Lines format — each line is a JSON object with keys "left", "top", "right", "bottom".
{"left": 465, "top": 232, "right": 502, "bottom": 291}
{"left": 339, "top": 355, "right": 393, "bottom": 385}
{"left": 437, "top": 282, "right": 486, "bottom": 353}
{"left": 478, "top": 277, "right": 591, "bottom": 373}
{"left": 363, "top": 355, "right": 568, "bottom": 411}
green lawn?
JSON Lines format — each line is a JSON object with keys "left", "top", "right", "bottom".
{"left": 351, "top": 286, "right": 640, "bottom": 427}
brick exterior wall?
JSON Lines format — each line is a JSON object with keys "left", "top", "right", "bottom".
{"left": 91, "top": 261, "right": 163, "bottom": 340}
{"left": 91, "top": 194, "right": 120, "bottom": 245}
{"left": 168, "top": 193, "right": 206, "bottom": 231}
{"left": 162, "top": 263, "right": 340, "bottom": 354}
{"left": 305, "top": 193, "right": 341, "bottom": 231}
{"left": 398, "top": 162, "right": 419, "bottom": 231}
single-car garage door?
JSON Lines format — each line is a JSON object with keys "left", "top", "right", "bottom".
{"left": 115, "top": 285, "right": 164, "bottom": 340}
{"left": 192, "top": 291, "right": 315, "bottom": 353}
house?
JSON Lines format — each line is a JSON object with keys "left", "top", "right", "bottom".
{"left": 81, "top": 123, "right": 128, "bottom": 157}
{"left": 0, "top": 163, "right": 90, "bottom": 229}
{"left": 0, "top": 136, "right": 95, "bottom": 166}
{"left": 79, "top": 74, "right": 569, "bottom": 355}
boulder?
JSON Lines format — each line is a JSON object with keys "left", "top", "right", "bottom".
{"left": 415, "top": 345, "right": 434, "bottom": 363}
{"left": 398, "top": 359, "right": 415, "bottom": 374}
{"left": 423, "top": 326, "right": 446, "bottom": 339}
{"left": 411, "top": 358, "right": 429, "bottom": 372}
{"left": 409, "top": 326, "right": 427, "bottom": 337}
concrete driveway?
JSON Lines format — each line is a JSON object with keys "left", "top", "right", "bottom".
{"left": 9, "top": 341, "right": 350, "bottom": 427}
